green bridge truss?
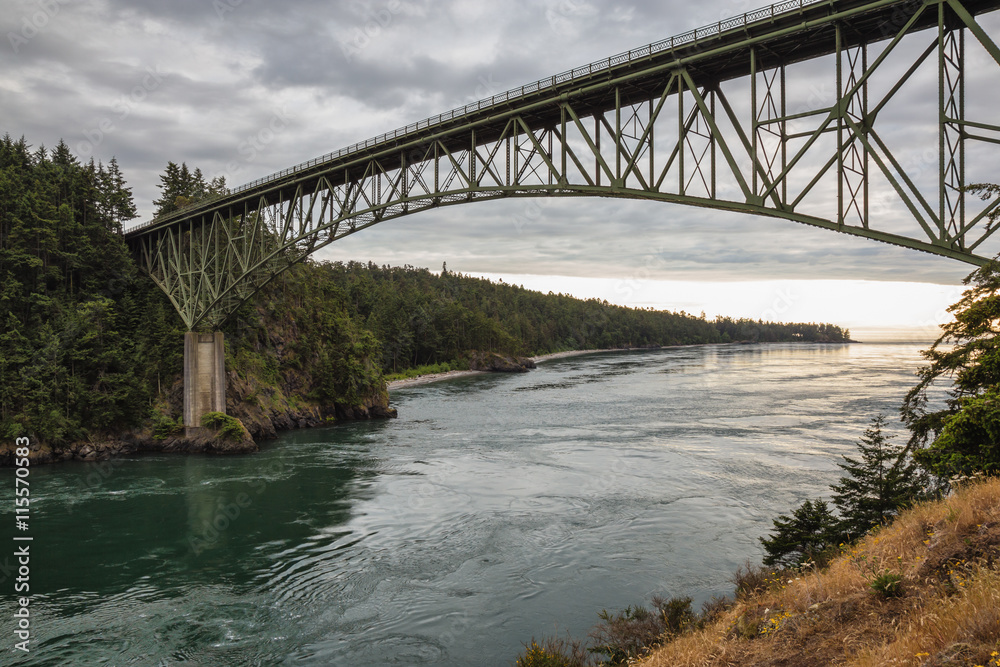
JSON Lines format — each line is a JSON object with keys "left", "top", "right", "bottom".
{"left": 125, "top": 0, "right": 1000, "bottom": 331}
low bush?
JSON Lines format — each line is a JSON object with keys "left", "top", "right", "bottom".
{"left": 699, "top": 596, "right": 733, "bottom": 625}
{"left": 732, "top": 561, "right": 786, "bottom": 601}
{"left": 152, "top": 413, "right": 183, "bottom": 440}
{"left": 200, "top": 412, "right": 245, "bottom": 441}
{"left": 514, "top": 637, "right": 590, "bottom": 667}
{"left": 588, "top": 596, "right": 695, "bottom": 665}
{"left": 868, "top": 571, "right": 904, "bottom": 598}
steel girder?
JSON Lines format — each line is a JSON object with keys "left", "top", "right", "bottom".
{"left": 126, "top": 0, "right": 1000, "bottom": 330}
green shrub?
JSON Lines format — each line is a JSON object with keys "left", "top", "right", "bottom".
{"left": 869, "top": 572, "right": 904, "bottom": 598}
{"left": 200, "top": 412, "right": 244, "bottom": 441}
{"left": 152, "top": 414, "right": 183, "bottom": 440}
{"left": 656, "top": 596, "right": 696, "bottom": 635}
{"left": 514, "top": 638, "right": 588, "bottom": 667}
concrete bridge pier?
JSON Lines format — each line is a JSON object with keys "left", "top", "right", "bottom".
{"left": 183, "top": 331, "right": 227, "bottom": 434}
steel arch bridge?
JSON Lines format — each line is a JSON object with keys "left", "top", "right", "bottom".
{"left": 125, "top": 0, "right": 1000, "bottom": 332}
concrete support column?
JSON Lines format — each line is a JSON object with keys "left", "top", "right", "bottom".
{"left": 183, "top": 331, "right": 226, "bottom": 431}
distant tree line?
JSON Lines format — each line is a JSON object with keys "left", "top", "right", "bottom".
{"left": 715, "top": 317, "right": 850, "bottom": 344}
{"left": 301, "top": 262, "right": 851, "bottom": 373}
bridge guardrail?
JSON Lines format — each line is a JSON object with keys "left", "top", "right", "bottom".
{"left": 127, "top": 0, "right": 823, "bottom": 234}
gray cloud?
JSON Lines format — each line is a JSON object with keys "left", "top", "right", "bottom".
{"left": 0, "top": 0, "right": 993, "bottom": 288}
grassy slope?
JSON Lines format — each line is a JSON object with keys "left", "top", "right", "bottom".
{"left": 641, "top": 478, "right": 1000, "bottom": 667}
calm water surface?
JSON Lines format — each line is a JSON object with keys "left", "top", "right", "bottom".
{"left": 2, "top": 343, "right": 933, "bottom": 666}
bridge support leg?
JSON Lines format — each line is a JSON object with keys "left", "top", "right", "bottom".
{"left": 183, "top": 331, "right": 227, "bottom": 434}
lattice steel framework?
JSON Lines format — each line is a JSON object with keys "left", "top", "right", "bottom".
{"left": 126, "top": 0, "right": 1000, "bottom": 330}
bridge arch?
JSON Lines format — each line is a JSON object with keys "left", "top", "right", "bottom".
{"left": 126, "top": 0, "right": 1000, "bottom": 332}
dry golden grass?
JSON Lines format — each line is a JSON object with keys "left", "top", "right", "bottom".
{"left": 640, "top": 477, "right": 1000, "bottom": 667}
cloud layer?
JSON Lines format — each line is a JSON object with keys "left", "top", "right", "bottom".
{"left": 2, "top": 0, "right": 994, "bottom": 286}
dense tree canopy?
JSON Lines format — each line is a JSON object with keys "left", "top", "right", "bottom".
{"left": 0, "top": 134, "right": 171, "bottom": 442}
{"left": 317, "top": 262, "right": 851, "bottom": 373}
{"left": 902, "top": 260, "right": 1000, "bottom": 478}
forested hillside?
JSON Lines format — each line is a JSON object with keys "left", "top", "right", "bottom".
{"left": 0, "top": 138, "right": 851, "bottom": 450}
{"left": 288, "top": 262, "right": 851, "bottom": 374}
{"left": 0, "top": 135, "right": 165, "bottom": 444}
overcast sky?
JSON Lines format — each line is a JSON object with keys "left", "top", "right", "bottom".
{"left": 4, "top": 0, "right": 998, "bottom": 336}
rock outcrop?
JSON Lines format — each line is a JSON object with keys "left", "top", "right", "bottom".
{"left": 223, "top": 369, "right": 396, "bottom": 441}
{"left": 467, "top": 351, "right": 537, "bottom": 373}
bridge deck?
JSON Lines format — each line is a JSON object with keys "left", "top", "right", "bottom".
{"left": 125, "top": 0, "right": 1000, "bottom": 238}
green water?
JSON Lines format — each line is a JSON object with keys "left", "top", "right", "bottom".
{"left": 0, "top": 343, "right": 931, "bottom": 665}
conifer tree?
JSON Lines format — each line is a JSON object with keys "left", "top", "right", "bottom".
{"left": 98, "top": 157, "right": 138, "bottom": 229}
{"left": 760, "top": 415, "right": 925, "bottom": 565}
{"left": 153, "top": 161, "right": 212, "bottom": 217}
{"left": 152, "top": 161, "right": 183, "bottom": 216}
{"left": 830, "top": 414, "right": 925, "bottom": 540}
{"left": 759, "top": 499, "right": 840, "bottom": 567}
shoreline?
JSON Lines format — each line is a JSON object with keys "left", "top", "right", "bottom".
{"left": 385, "top": 341, "right": 866, "bottom": 391}
{"left": 386, "top": 369, "right": 488, "bottom": 390}
{"left": 386, "top": 348, "right": 635, "bottom": 391}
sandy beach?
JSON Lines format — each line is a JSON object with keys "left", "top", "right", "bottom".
{"left": 385, "top": 369, "right": 487, "bottom": 390}
{"left": 385, "top": 349, "right": 616, "bottom": 390}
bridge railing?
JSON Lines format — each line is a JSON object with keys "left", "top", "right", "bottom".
{"left": 127, "top": 0, "right": 824, "bottom": 234}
